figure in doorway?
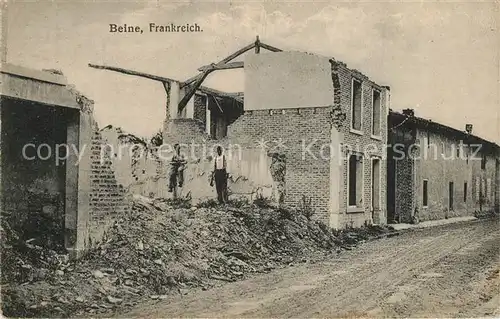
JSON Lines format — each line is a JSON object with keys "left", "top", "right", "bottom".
{"left": 168, "top": 143, "right": 187, "bottom": 193}
{"left": 210, "top": 146, "right": 228, "bottom": 204}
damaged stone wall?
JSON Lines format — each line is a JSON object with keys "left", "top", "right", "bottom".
{"left": 98, "top": 122, "right": 278, "bottom": 205}
{"left": 155, "top": 54, "right": 390, "bottom": 228}
{"left": 68, "top": 90, "right": 131, "bottom": 253}
{"left": 85, "top": 128, "right": 131, "bottom": 247}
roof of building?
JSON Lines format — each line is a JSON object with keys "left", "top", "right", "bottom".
{"left": 389, "top": 109, "right": 500, "bottom": 154}
{"left": 0, "top": 63, "right": 68, "bottom": 86}
{"left": 196, "top": 86, "right": 243, "bottom": 104}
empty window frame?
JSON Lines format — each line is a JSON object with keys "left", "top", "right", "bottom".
{"left": 371, "top": 158, "right": 381, "bottom": 210}
{"left": 423, "top": 179, "right": 429, "bottom": 207}
{"left": 481, "top": 155, "right": 487, "bottom": 170}
{"left": 464, "top": 182, "right": 467, "bottom": 202}
{"left": 449, "top": 181, "right": 454, "bottom": 210}
{"left": 351, "top": 78, "right": 363, "bottom": 131}
{"left": 348, "top": 154, "right": 363, "bottom": 207}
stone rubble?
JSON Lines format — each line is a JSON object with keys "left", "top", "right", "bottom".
{"left": 1, "top": 195, "right": 395, "bottom": 317}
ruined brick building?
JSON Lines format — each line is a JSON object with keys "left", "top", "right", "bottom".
{"left": 157, "top": 43, "right": 391, "bottom": 229}
{"left": 388, "top": 109, "right": 500, "bottom": 223}
{"left": 0, "top": 64, "right": 129, "bottom": 256}
{"left": 4, "top": 37, "right": 498, "bottom": 257}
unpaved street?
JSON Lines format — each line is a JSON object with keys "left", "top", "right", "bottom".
{"left": 125, "top": 219, "right": 500, "bottom": 318}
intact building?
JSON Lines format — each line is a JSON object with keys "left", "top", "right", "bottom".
{"left": 387, "top": 109, "right": 500, "bottom": 223}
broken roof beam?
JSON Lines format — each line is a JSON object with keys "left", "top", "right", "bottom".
{"left": 197, "top": 61, "right": 244, "bottom": 72}
{"left": 194, "top": 41, "right": 282, "bottom": 73}
{"left": 88, "top": 63, "right": 177, "bottom": 83}
{"left": 181, "top": 41, "right": 256, "bottom": 88}
{"left": 259, "top": 42, "right": 283, "bottom": 52}
{"left": 178, "top": 68, "right": 212, "bottom": 112}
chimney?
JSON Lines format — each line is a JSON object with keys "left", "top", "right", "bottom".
{"left": 465, "top": 124, "right": 473, "bottom": 134}
{"left": 402, "top": 108, "right": 415, "bottom": 117}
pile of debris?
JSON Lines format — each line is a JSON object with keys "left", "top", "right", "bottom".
{"left": 1, "top": 196, "right": 395, "bottom": 317}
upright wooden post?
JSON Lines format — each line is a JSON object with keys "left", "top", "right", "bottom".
{"left": 255, "top": 35, "right": 260, "bottom": 54}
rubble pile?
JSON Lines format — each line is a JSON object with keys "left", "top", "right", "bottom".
{"left": 1, "top": 196, "right": 394, "bottom": 317}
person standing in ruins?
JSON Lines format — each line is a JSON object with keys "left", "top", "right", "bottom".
{"left": 269, "top": 153, "right": 286, "bottom": 206}
{"left": 211, "top": 146, "right": 228, "bottom": 204}
{"left": 168, "top": 143, "right": 187, "bottom": 193}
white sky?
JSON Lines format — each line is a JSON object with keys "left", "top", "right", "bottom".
{"left": 5, "top": 0, "right": 500, "bottom": 142}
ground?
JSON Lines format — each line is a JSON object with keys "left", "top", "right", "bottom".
{"left": 124, "top": 219, "right": 500, "bottom": 318}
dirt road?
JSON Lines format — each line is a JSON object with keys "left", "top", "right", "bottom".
{"left": 125, "top": 219, "right": 500, "bottom": 318}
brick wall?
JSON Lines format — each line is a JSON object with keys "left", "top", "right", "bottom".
{"left": 84, "top": 126, "right": 131, "bottom": 247}
{"left": 160, "top": 58, "right": 389, "bottom": 228}
{"left": 193, "top": 94, "right": 207, "bottom": 125}
{"left": 227, "top": 107, "right": 333, "bottom": 222}
{"left": 335, "top": 63, "right": 389, "bottom": 227}
{"left": 164, "top": 118, "right": 210, "bottom": 146}
{"left": 395, "top": 155, "right": 414, "bottom": 222}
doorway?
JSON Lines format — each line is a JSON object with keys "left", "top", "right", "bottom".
{"left": 372, "top": 158, "right": 381, "bottom": 223}
{"left": 1, "top": 98, "right": 78, "bottom": 252}
{"left": 449, "top": 181, "right": 454, "bottom": 211}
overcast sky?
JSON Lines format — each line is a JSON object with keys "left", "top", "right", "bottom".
{"left": 6, "top": 0, "right": 500, "bottom": 142}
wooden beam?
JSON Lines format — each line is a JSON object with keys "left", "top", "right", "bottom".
{"left": 255, "top": 35, "right": 260, "bottom": 54}
{"left": 218, "top": 42, "right": 256, "bottom": 65}
{"left": 210, "top": 95, "right": 224, "bottom": 114}
{"left": 178, "top": 69, "right": 212, "bottom": 112}
{"left": 88, "top": 63, "right": 177, "bottom": 83}
{"left": 198, "top": 61, "right": 244, "bottom": 72}
{"left": 259, "top": 42, "right": 283, "bottom": 52}
{"left": 182, "top": 41, "right": 255, "bottom": 88}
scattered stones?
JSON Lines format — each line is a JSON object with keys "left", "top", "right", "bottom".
{"left": 137, "top": 241, "right": 144, "bottom": 250}
{"left": 1, "top": 196, "right": 393, "bottom": 318}
{"left": 106, "top": 296, "right": 123, "bottom": 304}
{"left": 101, "top": 268, "right": 115, "bottom": 274}
{"left": 153, "top": 259, "right": 163, "bottom": 265}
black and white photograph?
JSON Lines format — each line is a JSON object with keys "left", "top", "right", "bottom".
{"left": 0, "top": 0, "right": 499, "bottom": 317}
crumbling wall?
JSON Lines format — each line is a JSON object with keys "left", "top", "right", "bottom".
{"left": 84, "top": 127, "right": 131, "bottom": 247}
{"left": 154, "top": 52, "right": 390, "bottom": 228}
{"left": 97, "top": 122, "right": 277, "bottom": 205}
{"left": 68, "top": 91, "right": 131, "bottom": 253}
{"left": 193, "top": 94, "right": 207, "bottom": 126}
